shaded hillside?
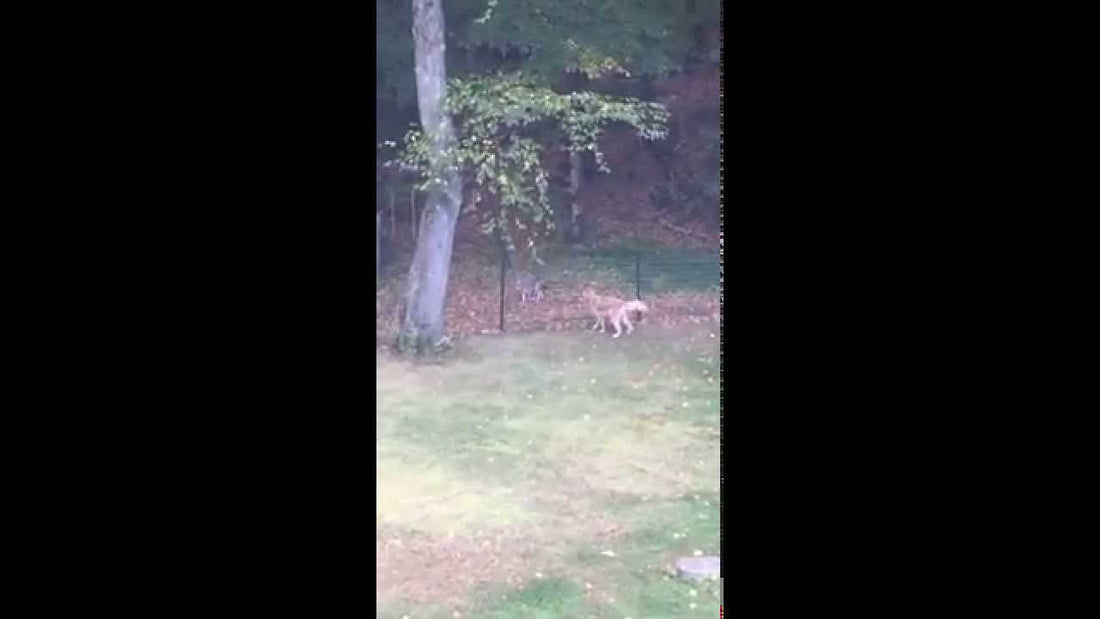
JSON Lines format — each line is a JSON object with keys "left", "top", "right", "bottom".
{"left": 380, "top": 66, "right": 720, "bottom": 255}
{"left": 455, "top": 66, "right": 720, "bottom": 252}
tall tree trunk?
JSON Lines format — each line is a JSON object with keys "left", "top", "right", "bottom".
{"left": 567, "top": 151, "right": 596, "bottom": 246}
{"left": 568, "top": 150, "right": 583, "bottom": 244}
{"left": 400, "top": 0, "right": 463, "bottom": 354}
{"left": 552, "top": 191, "right": 573, "bottom": 244}
{"left": 553, "top": 149, "right": 584, "bottom": 244}
{"left": 550, "top": 146, "right": 575, "bottom": 244}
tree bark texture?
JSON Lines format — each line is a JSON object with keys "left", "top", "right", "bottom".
{"left": 401, "top": 0, "right": 464, "bottom": 354}
{"left": 568, "top": 150, "right": 583, "bottom": 244}
{"left": 567, "top": 151, "right": 596, "bottom": 245}
{"left": 552, "top": 191, "right": 573, "bottom": 244}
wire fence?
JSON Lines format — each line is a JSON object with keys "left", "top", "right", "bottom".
{"left": 497, "top": 247, "right": 719, "bottom": 331}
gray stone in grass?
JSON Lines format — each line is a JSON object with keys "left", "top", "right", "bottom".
{"left": 675, "top": 556, "right": 720, "bottom": 581}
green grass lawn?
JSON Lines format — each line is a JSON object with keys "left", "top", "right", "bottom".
{"left": 377, "top": 322, "right": 721, "bottom": 618}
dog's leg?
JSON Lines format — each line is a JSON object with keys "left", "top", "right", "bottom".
{"left": 611, "top": 310, "right": 624, "bottom": 338}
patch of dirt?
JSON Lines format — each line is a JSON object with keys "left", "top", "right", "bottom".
{"left": 377, "top": 526, "right": 535, "bottom": 606}
{"left": 376, "top": 515, "right": 627, "bottom": 607}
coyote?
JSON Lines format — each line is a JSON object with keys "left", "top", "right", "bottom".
{"left": 582, "top": 287, "right": 649, "bottom": 338}
{"left": 515, "top": 271, "right": 544, "bottom": 303}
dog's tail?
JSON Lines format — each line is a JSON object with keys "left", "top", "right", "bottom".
{"left": 622, "top": 300, "right": 649, "bottom": 313}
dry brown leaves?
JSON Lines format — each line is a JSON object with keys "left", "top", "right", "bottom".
{"left": 377, "top": 266, "right": 719, "bottom": 345}
{"left": 376, "top": 526, "right": 539, "bottom": 606}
